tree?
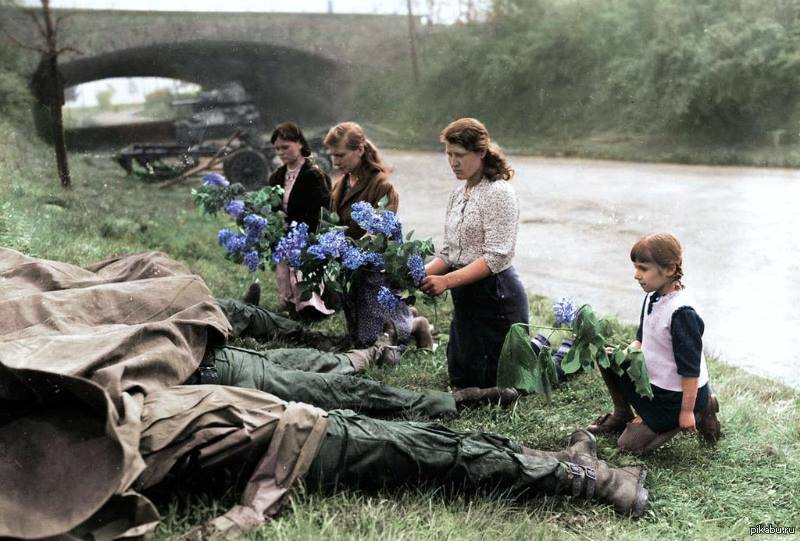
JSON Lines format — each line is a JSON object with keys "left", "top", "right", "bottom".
{"left": 2, "top": 0, "right": 79, "bottom": 188}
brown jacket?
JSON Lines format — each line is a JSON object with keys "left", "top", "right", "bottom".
{"left": 330, "top": 172, "right": 399, "bottom": 238}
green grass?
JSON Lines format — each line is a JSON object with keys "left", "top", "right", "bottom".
{"left": 1, "top": 118, "right": 799, "bottom": 540}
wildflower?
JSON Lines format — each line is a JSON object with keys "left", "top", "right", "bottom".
{"left": 203, "top": 172, "right": 229, "bottom": 187}
{"left": 271, "top": 222, "right": 309, "bottom": 268}
{"left": 553, "top": 297, "right": 578, "bottom": 325}
{"left": 243, "top": 249, "right": 260, "bottom": 272}
{"left": 377, "top": 286, "right": 401, "bottom": 312}
{"left": 224, "top": 199, "right": 245, "bottom": 218}
{"left": 341, "top": 246, "right": 366, "bottom": 270}
{"left": 407, "top": 254, "right": 426, "bottom": 285}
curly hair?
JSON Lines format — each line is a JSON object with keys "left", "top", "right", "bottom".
{"left": 439, "top": 118, "right": 514, "bottom": 181}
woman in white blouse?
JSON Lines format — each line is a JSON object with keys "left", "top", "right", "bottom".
{"left": 420, "top": 118, "right": 529, "bottom": 390}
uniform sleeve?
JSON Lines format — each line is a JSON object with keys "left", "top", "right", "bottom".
{"left": 671, "top": 306, "right": 705, "bottom": 377}
{"left": 481, "top": 183, "right": 519, "bottom": 273}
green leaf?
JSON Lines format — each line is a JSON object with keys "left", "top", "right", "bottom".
{"left": 497, "top": 323, "right": 540, "bottom": 393}
{"left": 561, "top": 343, "right": 582, "bottom": 374}
{"left": 376, "top": 194, "right": 390, "bottom": 209}
{"left": 625, "top": 348, "right": 654, "bottom": 399}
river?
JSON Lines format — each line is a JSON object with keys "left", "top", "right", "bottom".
{"left": 384, "top": 149, "right": 800, "bottom": 389}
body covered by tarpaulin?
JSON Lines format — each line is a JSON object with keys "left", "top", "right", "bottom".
{"left": 0, "top": 248, "right": 328, "bottom": 539}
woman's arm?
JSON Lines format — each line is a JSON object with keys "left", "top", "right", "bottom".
{"left": 424, "top": 257, "right": 450, "bottom": 277}
{"left": 420, "top": 257, "right": 492, "bottom": 296}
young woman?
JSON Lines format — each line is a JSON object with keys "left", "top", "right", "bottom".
{"left": 323, "top": 122, "right": 414, "bottom": 351}
{"left": 420, "top": 118, "right": 529, "bottom": 390}
{"left": 589, "top": 233, "right": 721, "bottom": 454}
{"left": 268, "top": 122, "right": 333, "bottom": 319}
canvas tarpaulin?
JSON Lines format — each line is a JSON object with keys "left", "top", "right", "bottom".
{"left": 0, "top": 248, "right": 328, "bottom": 539}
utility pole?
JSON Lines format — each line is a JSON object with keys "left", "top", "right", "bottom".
{"left": 406, "top": 0, "right": 420, "bottom": 85}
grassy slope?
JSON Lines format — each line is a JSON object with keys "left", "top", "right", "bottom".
{"left": 1, "top": 121, "right": 798, "bottom": 540}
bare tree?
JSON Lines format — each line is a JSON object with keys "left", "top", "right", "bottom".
{"left": 2, "top": 0, "right": 79, "bottom": 188}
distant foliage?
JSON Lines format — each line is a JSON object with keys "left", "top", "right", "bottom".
{"left": 358, "top": 0, "right": 800, "bottom": 143}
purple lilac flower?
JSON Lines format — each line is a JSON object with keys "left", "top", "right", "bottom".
{"left": 363, "top": 252, "right": 385, "bottom": 269}
{"left": 244, "top": 213, "right": 268, "bottom": 240}
{"left": 307, "top": 230, "right": 348, "bottom": 260}
{"left": 350, "top": 201, "right": 376, "bottom": 231}
{"left": 553, "top": 297, "right": 578, "bottom": 325}
{"left": 373, "top": 210, "right": 403, "bottom": 241}
{"left": 243, "top": 249, "right": 260, "bottom": 272}
{"left": 341, "top": 246, "right": 366, "bottom": 270}
{"left": 217, "top": 228, "right": 235, "bottom": 247}
{"left": 377, "top": 286, "right": 401, "bottom": 312}
{"left": 223, "top": 233, "right": 247, "bottom": 254}
{"left": 271, "top": 222, "right": 309, "bottom": 268}
{"left": 407, "top": 254, "right": 426, "bottom": 285}
{"left": 203, "top": 172, "right": 229, "bottom": 187}
{"left": 224, "top": 199, "right": 245, "bottom": 218}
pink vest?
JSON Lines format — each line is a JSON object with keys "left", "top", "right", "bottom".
{"left": 641, "top": 289, "right": 708, "bottom": 392}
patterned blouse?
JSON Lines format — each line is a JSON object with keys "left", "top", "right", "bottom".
{"left": 438, "top": 178, "right": 519, "bottom": 274}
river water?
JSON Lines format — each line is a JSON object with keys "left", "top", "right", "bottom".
{"left": 384, "top": 149, "right": 800, "bottom": 389}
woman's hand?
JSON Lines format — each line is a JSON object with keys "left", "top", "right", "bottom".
{"left": 420, "top": 275, "right": 448, "bottom": 296}
{"left": 679, "top": 410, "right": 697, "bottom": 433}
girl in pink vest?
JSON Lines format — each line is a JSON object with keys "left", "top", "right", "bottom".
{"left": 588, "top": 233, "right": 721, "bottom": 454}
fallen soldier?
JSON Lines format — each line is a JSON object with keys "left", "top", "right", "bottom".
{"left": 0, "top": 248, "right": 648, "bottom": 540}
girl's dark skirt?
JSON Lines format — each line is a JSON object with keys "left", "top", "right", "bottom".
{"left": 610, "top": 369, "right": 711, "bottom": 433}
{"left": 447, "top": 266, "right": 529, "bottom": 389}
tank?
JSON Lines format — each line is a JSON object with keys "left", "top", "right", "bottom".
{"left": 173, "top": 82, "right": 265, "bottom": 146}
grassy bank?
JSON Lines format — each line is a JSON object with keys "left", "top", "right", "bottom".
{"left": 1, "top": 123, "right": 799, "bottom": 540}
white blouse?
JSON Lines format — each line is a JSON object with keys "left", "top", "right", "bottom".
{"left": 438, "top": 178, "right": 519, "bottom": 273}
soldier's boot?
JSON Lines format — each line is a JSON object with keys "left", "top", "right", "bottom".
{"left": 241, "top": 281, "right": 261, "bottom": 306}
{"left": 587, "top": 368, "right": 634, "bottom": 435}
{"left": 452, "top": 386, "right": 520, "bottom": 409}
{"left": 697, "top": 394, "right": 721, "bottom": 444}
{"left": 411, "top": 316, "right": 434, "bottom": 350}
{"left": 524, "top": 430, "right": 648, "bottom": 516}
{"left": 344, "top": 328, "right": 401, "bottom": 371}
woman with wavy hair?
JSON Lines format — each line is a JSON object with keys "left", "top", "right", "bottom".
{"left": 421, "top": 118, "right": 529, "bottom": 392}
{"left": 324, "top": 122, "right": 431, "bottom": 354}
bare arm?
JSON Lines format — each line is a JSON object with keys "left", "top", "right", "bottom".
{"left": 424, "top": 257, "right": 450, "bottom": 277}
{"left": 679, "top": 376, "right": 699, "bottom": 432}
{"left": 420, "top": 257, "right": 492, "bottom": 296}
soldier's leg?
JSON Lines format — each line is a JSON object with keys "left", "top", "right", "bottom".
{"left": 209, "top": 346, "right": 456, "bottom": 419}
{"left": 306, "top": 413, "right": 648, "bottom": 516}
{"left": 216, "top": 298, "right": 303, "bottom": 342}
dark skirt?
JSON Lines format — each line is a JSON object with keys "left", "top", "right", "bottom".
{"left": 447, "top": 266, "right": 529, "bottom": 389}
{"left": 611, "top": 369, "right": 711, "bottom": 433}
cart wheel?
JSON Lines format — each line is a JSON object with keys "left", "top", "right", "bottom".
{"left": 223, "top": 149, "right": 271, "bottom": 190}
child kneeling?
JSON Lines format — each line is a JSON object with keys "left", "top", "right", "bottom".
{"left": 589, "top": 233, "right": 721, "bottom": 454}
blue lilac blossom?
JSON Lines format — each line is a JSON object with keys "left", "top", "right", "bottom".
{"left": 244, "top": 213, "right": 268, "bottom": 240}
{"left": 377, "top": 286, "right": 401, "bottom": 312}
{"left": 363, "top": 252, "right": 385, "bottom": 269}
{"left": 271, "top": 222, "right": 309, "bottom": 268}
{"left": 224, "top": 199, "right": 245, "bottom": 218}
{"left": 243, "top": 249, "right": 260, "bottom": 272}
{"left": 223, "top": 233, "right": 247, "bottom": 254}
{"left": 341, "top": 246, "right": 366, "bottom": 270}
{"left": 217, "top": 228, "right": 235, "bottom": 247}
{"left": 203, "top": 172, "right": 229, "bottom": 187}
{"left": 307, "top": 230, "right": 348, "bottom": 260}
{"left": 407, "top": 254, "right": 426, "bottom": 285}
{"left": 553, "top": 297, "right": 578, "bottom": 325}
{"left": 374, "top": 210, "right": 403, "bottom": 241}
{"left": 350, "top": 201, "right": 376, "bottom": 232}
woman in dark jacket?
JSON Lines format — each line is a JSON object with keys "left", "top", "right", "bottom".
{"left": 269, "top": 122, "right": 333, "bottom": 318}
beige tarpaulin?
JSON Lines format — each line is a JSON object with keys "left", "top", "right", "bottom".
{"left": 0, "top": 248, "right": 329, "bottom": 540}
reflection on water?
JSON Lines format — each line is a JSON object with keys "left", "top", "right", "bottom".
{"left": 386, "top": 150, "right": 800, "bottom": 388}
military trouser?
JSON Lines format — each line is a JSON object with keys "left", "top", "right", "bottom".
{"left": 216, "top": 298, "right": 304, "bottom": 342}
{"left": 209, "top": 346, "right": 457, "bottom": 419}
{"left": 306, "top": 410, "right": 568, "bottom": 496}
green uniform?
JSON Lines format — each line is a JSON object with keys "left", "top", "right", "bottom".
{"left": 209, "top": 345, "right": 457, "bottom": 419}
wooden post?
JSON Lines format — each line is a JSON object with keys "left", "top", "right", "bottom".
{"left": 406, "top": 0, "right": 420, "bottom": 86}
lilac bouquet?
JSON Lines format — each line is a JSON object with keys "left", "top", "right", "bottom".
{"left": 192, "top": 173, "right": 286, "bottom": 272}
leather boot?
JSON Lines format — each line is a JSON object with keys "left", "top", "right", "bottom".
{"left": 523, "top": 430, "right": 648, "bottom": 516}
{"left": 241, "top": 282, "right": 261, "bottom": 306}
{"left": 587, "top": 367, "right": 634, "bottom": 435}
{"left": 697, "top": 394, "right": 721, "bottom": 443}
{"left": 410, "top": 316, "right": 434, "bottom": 350}
{"left": 452, "top": 386, "right": 519, "bottom": 409}
{"left": 344, "top": 330, "right": 401, "bottom": 371}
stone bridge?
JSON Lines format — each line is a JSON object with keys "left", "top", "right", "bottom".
{"left": 3, "top": 8, "right": 421, "bottom": 142}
